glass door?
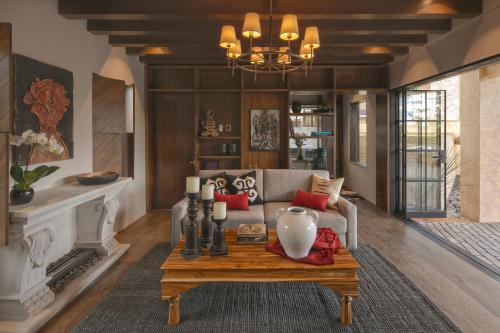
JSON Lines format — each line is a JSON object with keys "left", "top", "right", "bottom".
{"left": 397, "top": 90, "right": 447, "bottom": 218}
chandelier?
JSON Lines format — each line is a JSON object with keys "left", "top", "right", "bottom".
{"left": 218, "top": 1, "right": 320, "bottom": 78}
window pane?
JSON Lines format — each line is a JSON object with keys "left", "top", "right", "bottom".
{"left": 350, "top": 100, "right": 367, "bottom": 167}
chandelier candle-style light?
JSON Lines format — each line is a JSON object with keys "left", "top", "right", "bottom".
{"left": 219, "top": 0, "right": 320, "bottom": 79}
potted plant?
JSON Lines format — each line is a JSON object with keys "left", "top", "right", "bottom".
{"left": 9, "top": 130, "right": 65, "bottom": 205}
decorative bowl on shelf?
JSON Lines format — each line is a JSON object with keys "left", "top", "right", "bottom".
{"left": 75, "top": 171, "right": 119, "bottom": 185}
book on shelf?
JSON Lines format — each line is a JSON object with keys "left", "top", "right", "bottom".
{"left": 236, "top": 224, "right": 268, "bottom": 244}
{"left": 311, "top": 131, "right": 334, "bottom": 137}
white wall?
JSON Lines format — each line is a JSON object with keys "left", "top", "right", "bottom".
{"left": 342, "top": 94, "right": 377, "bottom": 204}
{"left": 0, "top": 0, "right": 146, "bottom": 230}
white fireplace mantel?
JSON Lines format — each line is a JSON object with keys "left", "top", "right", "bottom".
{"left": 0, "top": 178, "right": 132, "bottom": 333}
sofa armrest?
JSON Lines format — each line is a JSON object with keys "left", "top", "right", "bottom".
{"left": 171, "top": 197, "right": 189, "bottom": 246}
{"left": 337, "top": 197, "right": 358, "bottom": 251}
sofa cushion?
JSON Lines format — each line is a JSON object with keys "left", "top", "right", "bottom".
{"left": 201, "top": 172, "right": 230, "bottom": 194}
{"left": 226, "top": 170, "right": 263, "bottom": 205}
{"left": 196, "top": 204, "right": 264, "bottom": 229}
{"left": 263, "top": 202, "right": 347, "bottom": 235}
{"left": 311, "top": 175, "right": 344, "bottom": 209}
{"left": 263, "top": 169, "right": 329, "bottom": 202}
{"left": 215, "top": 192, "right": 249, "bottom": 210}
{"left": 291, "top": 190, "right": 329, "bottom": 212}
{"left": 199, "top": 169, "right": 263, "bottom": 201}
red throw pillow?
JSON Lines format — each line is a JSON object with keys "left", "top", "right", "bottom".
{"left": 215, "top": 192, "right": 249, "bottom": 210}
{"left": 292, "top": 190, "right": 329, "bottom": 212}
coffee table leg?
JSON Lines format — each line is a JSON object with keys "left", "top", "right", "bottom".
{"left": 340, "top": 295, "right": 352, "bottom": 325}
{"left": 168, "top": 295, "right": 180, "bottom": 325}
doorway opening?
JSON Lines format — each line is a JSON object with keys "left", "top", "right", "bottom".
{"left": 395, "top": 61, "right": 500, "bottom": 274}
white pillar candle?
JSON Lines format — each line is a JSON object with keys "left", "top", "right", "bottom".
{"left": 202, "top": 184, "right": 214, "bottom": 200}
{"left": 213, "top": 202, "right": 227, "bottom": 219}
{"left": 186, "top": 176, "right": 200, "bottom": 193}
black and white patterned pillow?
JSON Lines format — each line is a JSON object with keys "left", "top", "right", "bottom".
{"left": 227, "top": 171, "right": 263, "bottom": 205}
{"left": 201, "top": 172, "right": 229, "bottom": 194}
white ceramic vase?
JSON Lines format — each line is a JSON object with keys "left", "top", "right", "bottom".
{"left": 275, "top": 207, "right": 319, "bottom": 259}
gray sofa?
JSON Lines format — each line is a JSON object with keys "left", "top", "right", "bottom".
{"left": 172, "top": 169, "right": 357, "bottom": 250}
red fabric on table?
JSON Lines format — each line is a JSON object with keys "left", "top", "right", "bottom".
{"left": 214, "top": 192, "right": 249, "bottom": 210}
{"left": 291, "top": 190, "right": 329, "bottom": 212}
{"left": 265, "top": 228, "right": 340, "bottom": 265}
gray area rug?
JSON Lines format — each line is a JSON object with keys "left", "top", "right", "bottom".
{"left": 72, "top": 244, "right": 461, "bottom": 333}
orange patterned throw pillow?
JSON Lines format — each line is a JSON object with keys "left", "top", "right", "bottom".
{"left": 311, "top": 174, "right": 344, "bottom": 209}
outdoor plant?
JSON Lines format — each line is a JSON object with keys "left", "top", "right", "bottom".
{"left": 9, "top": 130, "right": 64, "bottom": 191}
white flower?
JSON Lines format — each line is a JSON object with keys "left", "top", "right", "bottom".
{"left": 22, "top": 130, "right": 37, "bottom": 144}
{"left": 35, "top": 132, "right": 48, "bottom": 145}
{"left": 48, "top": 136, "right": 65, "bottom": 155}
{"left": 9, "top": 134, "right": 25, "bottom": 146}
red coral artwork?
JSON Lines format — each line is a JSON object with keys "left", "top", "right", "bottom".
{"left": 23, "top": 79, "right": 70, "bottom": 164}
{"left": 13, "top": 54, "right": 73, "bottom": 166}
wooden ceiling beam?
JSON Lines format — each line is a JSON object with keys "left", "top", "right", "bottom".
{"left": 138, "top": 53, "right": 394, "bottom": 65}
{"left": 88, "top": 19, "right": 451, "bottom": 36}
{"left": 126, "top": 46, "right": 409, "bottom": 56}
{"left": 60, "top": 0, "right": 481, "bottom": 20}
{"left": 110, "top": 34, "right": 427, "bottom": 47}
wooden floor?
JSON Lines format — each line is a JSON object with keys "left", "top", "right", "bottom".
{"left": 40, "top": 200, "right": 500, "bottom": 333}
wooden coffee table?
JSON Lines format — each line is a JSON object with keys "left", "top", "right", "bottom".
{"left": 160, "top": 230, "right": 359, "bottom": 326}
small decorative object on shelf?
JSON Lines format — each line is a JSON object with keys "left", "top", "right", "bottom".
{"left": 291, "top": 100, "right": 302, "bottom": 114}
{"left": 229, "top": 143, "right": 238, "bottom": 156}
{"left": 312, "top": 106, "right": 332, "bottom": 113}
{"left": 200, "top": 184, "right": 215, "bottom": 248}
{"left": 181, "top": 177, "right": 202, "bottom": 260}
{"left": 218, "top": 124, "right": 224, "bottom": 133}
{"left": 75, "top": 171, "right": 119, "bottom": 185}
{"left": 9, "top": 130, "right": 65, "bottom": 205}
{"left": 294, "top": 137, "right": 306, "bottom": 161}
{"left": 200, "top": 109, "right": 219, "bottom": 137}
{"left": 313, "top": 148, "right": 327, "bottom": 170}
{"left": 211, "top": 202, "right": 228, "bottom": 256}
{"left": 311, "top": 131, "right": 334, "bottom": 137}
{"left": 220, "top": 143, "right": 228, "bottom": 155}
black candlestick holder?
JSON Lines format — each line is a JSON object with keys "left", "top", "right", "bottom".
{"left": 210, "top": 217, "right": 228, "bottom": 256}
{"left": 181, "top": 192, "right": 202, "bottom": 260}
{"left": 200, "top": 199, "right": 213, "bottom": 248}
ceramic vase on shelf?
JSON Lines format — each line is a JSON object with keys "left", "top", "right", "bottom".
{"left": 291, "top": 100, "right": 302, "bottom": 114}
{"left": 275, "top": 207, "right": 319, "bottom": 259}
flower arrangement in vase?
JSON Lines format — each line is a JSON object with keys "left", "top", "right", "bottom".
{"left": 9, "top": 130, "right": 65, "bottom": 205}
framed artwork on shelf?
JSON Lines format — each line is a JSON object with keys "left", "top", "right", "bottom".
{"left": 250, "top": 109, "right": 279, "bottom": 151}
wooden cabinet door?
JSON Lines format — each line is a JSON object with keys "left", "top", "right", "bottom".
{"left": 151, "top": 93, "right": 195, "bottom": 209}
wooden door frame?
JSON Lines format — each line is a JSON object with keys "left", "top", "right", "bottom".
{"left": 0, "top": 23, "right": 13, "bottom": 246}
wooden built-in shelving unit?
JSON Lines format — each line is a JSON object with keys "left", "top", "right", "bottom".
{"left": 145, "top": 65, "right": 388, "bottom": 207}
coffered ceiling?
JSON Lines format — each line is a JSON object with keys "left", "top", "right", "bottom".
{"left": 59, "top": 0, "right": 483, "bottom": 65}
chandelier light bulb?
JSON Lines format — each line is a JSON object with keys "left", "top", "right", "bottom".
{"left": 303, "top": 26, "right": 320, "bottom": 49}
{"left": 219, "top": 25, "right": 237, "bottom": 48}
{"left": 299, "top": 41, "right": 314, "bottom": 59}
{"left": 250, "top": 47, "right": 265, "bottom": 64}
{"left": 242, "top": 12, "right": 262, "bottom": 38}
{"left": 228, "top": 39, "right": 242, "bottom": 59}
{"left": 280, "top": 14, "right": 299, "bottom": 41}
{"left": 277, "top": 47, "right": 291, "bottom": 64}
